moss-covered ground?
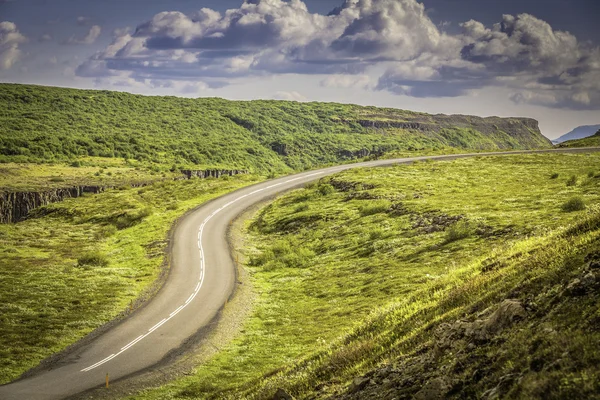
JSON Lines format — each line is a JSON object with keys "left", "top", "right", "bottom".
{"left": 127, "top": 153, "right": 600, "bottom": 399}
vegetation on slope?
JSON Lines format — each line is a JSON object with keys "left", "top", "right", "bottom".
{"left": 0, "top": 174, "right": 261, "bottom": 384}
{"left": 0, "top": 84, "right": 550, "bottom": 173}
{"left": 129, "top": 153, "right": 600, "bottom": 399}
{"left": 558, "top": 128, "right": 600, "bottom": 148}
{"left": 0, "top": 158, "right": 175, "bottom": 192}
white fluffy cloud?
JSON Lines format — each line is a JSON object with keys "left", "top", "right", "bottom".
{"left": 66, "top": 25, "right": 102, "bottom": 45}
{"left": 75, "top": 0, "right": 600, "bottom": 110}
{"left": 321, "top": 74, "right": 371, "bottom": 89}
{"left": 273, "top": 90, "right": 307, "bottom": 101}
{"left": 0, "top": 21, "right": 27, "bottom": 70}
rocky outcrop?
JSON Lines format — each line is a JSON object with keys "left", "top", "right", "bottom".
{"left": 356, "top": 120, "right": 436, "bottom": 131}
{"left": 180, "top": 169, "right": 248, "bottom": 179}
{"left": 0, "top": 186, "right": 106, "bottom": 223}
{"left": 271, "top": 142, "right": 289, "bottom": 156}
{"left": 350, "top": 114, "right": 550, "bottom": 149}
{"left": 1, "top": 169, "right": 248, "bottom": 224}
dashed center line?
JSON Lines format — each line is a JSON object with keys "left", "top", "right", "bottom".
{"left": 80, "top": 171, "right": 324, "bottom": 372}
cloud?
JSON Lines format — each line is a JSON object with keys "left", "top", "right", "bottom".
{"left": 273, "top": 91, "right": 307, "bottom": 101}
{"left": 39, "top": 33, "right": 52, "bottom": 42}
{"left": 321, "top": 74, "right": 371, "bottom": 89}
{"left": 77, "top": 16, "right": 92, "bottom": 26}
{"left": 376, "top": 12, "right": 600, "bottom": 109}
{"left": 0, "top": 21, "right": 27, "bottom": 70}
{"left": 75, "top": 0, "right": 599, "bottom": 110}
{"left": 66, "top": 25, "right": 102, "bottom": 45}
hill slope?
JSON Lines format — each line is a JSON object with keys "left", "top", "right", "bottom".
{"left": 127, "top": 153, "right": 600, "bottom": 400}
{"left": 0, "top": 84, "right": 551, "bottom": 172}
{"left": 554, "top": 124, "right": 600, "bottom": 144}
{"left": 559, "top": 129, "right": 600, "bottom": 148}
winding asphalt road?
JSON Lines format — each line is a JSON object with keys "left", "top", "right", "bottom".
{"left": 0, "top": 148, "right": 598, "bottom": 399}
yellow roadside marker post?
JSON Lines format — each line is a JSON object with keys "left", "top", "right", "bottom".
{"left": 106, "top": 373, "right": 109, "bottom": 389}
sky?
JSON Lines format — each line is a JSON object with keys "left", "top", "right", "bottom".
{"left": 1, "top": 0, "right": 599, "bottom": 139}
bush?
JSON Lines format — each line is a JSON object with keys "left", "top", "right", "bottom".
{"left": 114, "top": 207, "right": 153, "bottom": 229}
{"left": 77, "top": 252, "right": 109, "bottom": 268}
{"left": 566, "top": 175, "right": 578, "bottom": 186}
{"left": 445, "top": 220, "right": 475, "bottom": 242}
{"left": 562, "top": 197, "right": 586, "bottom": 212}
{"left": 550, "top": 172, "right": 559, "bottom": 179}
{"left": 318, "top": 184, "right": 335, "bottom": 196}
{"left": 70, "top": 160, "right": 82, "bottom": 167}
{"left": 294, "top": 204, "right": 309, "bottom": 213}
{"left": 359, "top": 200, "right": 391, "bottom": 217}
{"left": 95, "top": 225, "right": 117, "bottom": 239}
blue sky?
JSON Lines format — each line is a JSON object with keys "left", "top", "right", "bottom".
{"left": 1, "top": 0, "right": 599, "bottom": 139}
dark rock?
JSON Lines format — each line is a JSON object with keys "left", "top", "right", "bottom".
{"left": 180, "top": 169, "right": 247, "bottom": 179}
{"left": 414, "top": 377, "right": 450, "bottom": 400}
{"left": 566, "top": 271, "right": 598, "bottom": 295}
{"left": 483, "top": 299, "right": 527, "bottom": 334}
{"left": 271, "top": 142, "right": 289, "bottom": 156}
{"left": 348, "top": 377, "right": 370, "bottom": 394}
{"left": 272, "top": 388, "right": 295, "bottom": 400}
{"left": 338, "top": 148, "right": 372, "bottom": 159}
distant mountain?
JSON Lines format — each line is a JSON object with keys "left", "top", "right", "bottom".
{"left": 553, "top": 124, "right": 600, "bottom": 144}
{"left": 558, "top": 128, "right": 600, "bottom": 148}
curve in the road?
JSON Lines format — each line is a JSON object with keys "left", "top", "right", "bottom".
{"left": 0, "top": 148, "right": 598, "bottom": 400}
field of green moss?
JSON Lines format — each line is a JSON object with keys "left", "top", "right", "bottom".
{"left": 0, "top": 173, "right": 262, "bottom": 384}
{"left": 128, "top": 153, "right": 600, "bottom": 399}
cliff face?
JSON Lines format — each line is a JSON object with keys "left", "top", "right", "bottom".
{"left": 0, "top": 169, "right": 247, "bottom": 224}
{"left": 354, "top": 114, "right": 549, "bottom": 149}
{"left": 0, "top": 186, "right": 105, "bottom": 223}
{"left": 180, "top": 169, "right": 248, "bottom": 179}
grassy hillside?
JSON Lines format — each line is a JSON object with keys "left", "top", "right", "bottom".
{"left": 0, "top": 84, "right": 551, "bottom": 173}
{"left": 130, "top": 153, "right": 600, "bottom": 399}
{"left": 559, "top": 129, "right": 600, "bottom": 148}
{"left": 0, "top": 173, "right": 262, "bottom": 384}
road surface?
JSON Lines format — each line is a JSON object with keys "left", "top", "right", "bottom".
{"left": 0, "top": 148, "right": 598, "bottom": 399}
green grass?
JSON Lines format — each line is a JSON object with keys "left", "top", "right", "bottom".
{"left": 129, "top": 153, "right": 600, "bottom": 399}
{"left": 0, "top": 174, "right": 262, "bottom": 384}
{"left": 0, "top": 84, "right": 550, "bottom": 173}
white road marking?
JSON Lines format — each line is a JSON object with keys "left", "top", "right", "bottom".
{"left": 81, "top": 172, "right": 325, "bottom": 372}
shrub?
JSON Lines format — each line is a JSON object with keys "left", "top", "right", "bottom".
{"left": 114, "top": 207, "right": 153, "bottom": 229}
{"left": 77, "top": 252, "right": 109, "bottom": 268}
{"left": 562, "top": 197, "right": 586, "bottom": 212}
{"left": 49, "top": 177, "right": 65, "bottom": 182}
{"left": 95, "top": 225, "right": 117, "bottom": 239}
{"left": 445, "top": 220, "right": 475, "bottom": 242}
{"left": 359, "top": 200, "right": 391, "bottom": 217}
{"left": 294, "top": 204, "right": 309, "bottom": 213}
{"left": 70, "top": 160, "right": 82, "bottom": 167}
{"left": 550, "top": 172, "right": 559, "bottom": 179}
{"left": 318, "top": 184, "right": 335, "bottom": 196}
{"left": 566, "top": 175, "right": 578, "bottom": 186}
